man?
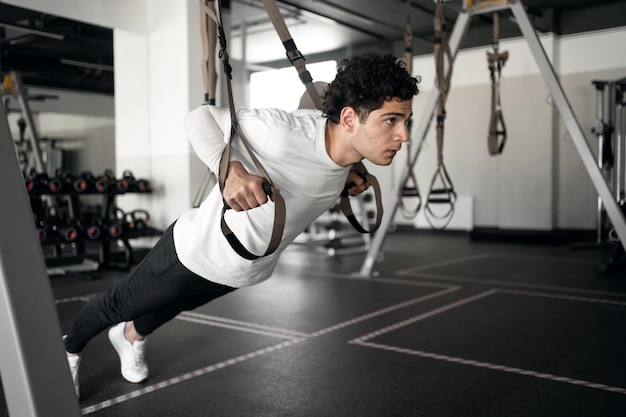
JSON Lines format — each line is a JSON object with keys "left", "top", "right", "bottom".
{"left": 63, "top": 52, "right": 419, "bottom": 397}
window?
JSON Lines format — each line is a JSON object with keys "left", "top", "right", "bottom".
{"left": 249, "top": 60, "right": 337, "bottom": 110}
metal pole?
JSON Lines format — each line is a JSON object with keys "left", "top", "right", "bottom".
{"left": 592, "top": 81, "right": 607, "bottom": 244}
{"left": 0, "top": 99, "right": 80, "bottom": 415}
{"left": 357, "top": 6, "right": 474, "bottom": 277}
{"left": 615, "top": 83, "right": 624, "bottom": 204}
{"left": 509, "top": 0, "right": 626, "bottom": 253}
{"left": 11, "top": 71, "right": 47, "bottom": 174}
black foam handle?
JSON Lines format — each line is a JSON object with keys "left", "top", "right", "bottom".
{"left": 341, "top": 172, "right": 368, "bottom": 198}
{"left": 223, "top": 181, "right": 272, "bottom": 210}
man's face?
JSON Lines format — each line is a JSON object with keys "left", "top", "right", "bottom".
{"left": 351, "top": 98, "right": 412, "bottom": 166}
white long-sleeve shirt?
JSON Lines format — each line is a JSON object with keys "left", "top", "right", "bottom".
{"left": 173, "top": 105, "right": 350, "bottom": 288}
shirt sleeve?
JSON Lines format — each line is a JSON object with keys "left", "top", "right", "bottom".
{"left": 184, "top": 105, "right": 231, "bottom": 176}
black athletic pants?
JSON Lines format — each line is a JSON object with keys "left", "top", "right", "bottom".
{"left": 64, "top": 222, "right": 236, "bottom": 354}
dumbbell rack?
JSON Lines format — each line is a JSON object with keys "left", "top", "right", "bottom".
{"left": 292, "top": 192, "right": 375, "bottom": 256}
{"left": 26, "top": 170, "right": 162, "bottom": 276}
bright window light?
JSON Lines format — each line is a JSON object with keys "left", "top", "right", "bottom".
{"left": 250, "top": 60, "right": 337, "bottom": 111}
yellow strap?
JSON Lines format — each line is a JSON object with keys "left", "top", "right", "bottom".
{"left": 2, "top": 73, "right": 17, "bottom": 95}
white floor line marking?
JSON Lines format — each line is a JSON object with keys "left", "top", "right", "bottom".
{"left": 80, "top": 339, "right": 304, "bottom": 415}
{"left": 406, "top": 271, "right": 626, "bottom": 298}
{"left": 396, "top": 251, "right": 597, "bottom": 277}
{"left": 367, "top": 277, "right": 459, "bottom": 288}
{"left": 487, "top": 252, "right": 598, "bottom": 264}
{"left": 299, "top": 270, "right": 463, "bottom": 289}
{"left": 310, "top": 286, "right": 461, "bottom": 337}
{"left": 178, "top": 311, "right": 310, "bottom": 338}
{"left": 350, "top": 287, "right": 626, "bottom": 346}
{"left": 349, "top": 288, "right": 626, "bottom": 396}
{"left": 498, "top": 288, "right": 626, "bottom": 306}
{"left": 350, "top": 290, "right": 498, "bottom": 343}
{"left": 55, "top": 295, "right": 91, "bottom": 304}
{"left": 78, "top": 282, "right": 461, "bottom": 413}
{"left": 395, "top": 253, "right": 494, "bottom": 275}
{"left": 353, "top": 341, "right": 626, "bottom": 395}
{"left": 175, "top": 315, "right": 307, "bottom": 341}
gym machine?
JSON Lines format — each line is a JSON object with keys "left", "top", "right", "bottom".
{"left": 356, "top": 0, "right": 626, "bottom": 277}
{"left": 293, "top": 191, "right": 376, "bottom": 256}
{"left": 591, "top": 77, "right": 626, "bottom": 272}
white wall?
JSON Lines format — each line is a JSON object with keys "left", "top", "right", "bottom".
{"left": 114, "top": 0, "right": 206, "bottom": 227}
{"left": 394, "top": 27, "right": 626, "bottom": 231}
{"left": 8, "top": 0, "right": 205, "bottom": 230}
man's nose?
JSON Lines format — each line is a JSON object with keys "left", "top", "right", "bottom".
{"left": 397, "top": 124, "right": 410, "bottom": 142}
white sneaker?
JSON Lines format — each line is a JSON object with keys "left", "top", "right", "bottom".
{"left": 63, "top": 336, "right": 80, "bottom": 398}
{"left": 67, "top": 355, "right": 81, "bottom": 398}
{"left": 108, "top": 322, "right": 149, "bottom": 383}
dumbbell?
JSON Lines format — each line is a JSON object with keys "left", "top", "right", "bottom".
{"left": 58, "top": 220, "right": 81, "bottom": 243}
{"left": 79, "top": 212, "right": 102, "bottom": 240}
{"left": 135, "top": 177, "right": 151, "bottom": 192}
{"left": 35, "top": 218, "right": 54, "bottom": 243}
{"left": 128, "top": 209, "right": 150, "bottom": 234}
{"left": 95, "top": 169, "right": 116, "bottom": 193}
{"left": 35, "top": 208, "right": 62, "bottom": 243}
{"left": 24, "top": 169, "right": 49, "bottom": 194}
{"left": 106, "top": 208, "right": 128, "bottom": 238}
{"left": 73, "top": 171, "right": 97, "bottom": 193}
{"left": 116, "top": 170, "right": 132, "bottom": 193}
{"left": 48, "top": 169, "right": 74, "bottom": 193}
{"left": 116, "top": 170, "right": 152, "bottom": 193}
{"left": 85, "top": 220, "right": 103, "bottom": 240}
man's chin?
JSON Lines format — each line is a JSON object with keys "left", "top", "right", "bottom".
{"left": 369, "top": 158, "right": 393, "bottom": 166}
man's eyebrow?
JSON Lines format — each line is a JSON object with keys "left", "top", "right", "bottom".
{"left": 381, "top": 111, "right": 413, "bottom": 118}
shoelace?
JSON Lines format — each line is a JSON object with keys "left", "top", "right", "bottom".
{"left": 132, "top": 344, "right": 145, "bottom": 366}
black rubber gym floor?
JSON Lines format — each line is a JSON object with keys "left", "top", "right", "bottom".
{"left": 2, "top": 230, "right": 626, "bottom": 416}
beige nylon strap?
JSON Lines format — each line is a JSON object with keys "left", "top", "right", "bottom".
{"left": 201, "top": 0, "right": 286, "bottom": 260}
{"left": 487, "top": 11, "right": 509, "bottom": 155}
{"left": 200, "top": 0, "right": 218, "bottom": 105}
{"left": 260, "top": 0, "right": 383, "bottom": 233}
{"left": 398, "top": 0, "right": 422, "bottom": 219}
{"left": 193, "top": 0, "right": 219, "bottom": 208}
{"left": 424, "top": 1, "right": 457, "bottom": 230}
{"left": 260, "top": 0, "right": 323, "bottom": 111}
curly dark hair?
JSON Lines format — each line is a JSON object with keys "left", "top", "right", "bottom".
{"left": 322, "top": 52, "right": 420, "bottom": 124}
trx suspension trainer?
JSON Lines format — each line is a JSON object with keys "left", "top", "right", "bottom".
{"left": 397, "top": 0, "right": 422, "bottom": 219}
{"left": 424, "top": 1, "right": 457, "bottom": 230}
{"left": 192, "top": 0, "right": 219, "bottom": 208}
{"left": 199, "top": 0, "right": 286, "bottom": 260}
{"left": 486, "top": 11, "right": 509, "bottom": 155}
{"left": 260, "top": 0, "right": 384, "bottom": 234}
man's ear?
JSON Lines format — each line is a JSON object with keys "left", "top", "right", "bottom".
{"left": 339, "top": 106, "right": 358, "bottom": 132}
